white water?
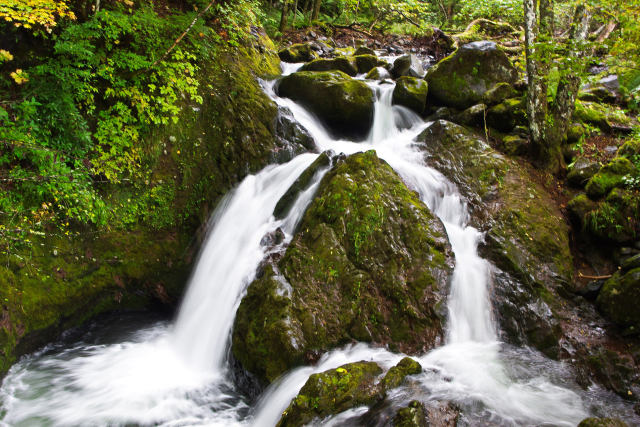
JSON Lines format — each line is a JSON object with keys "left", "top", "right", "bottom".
{"left": 1, "top": 63, "right": 632, "bottom": 426}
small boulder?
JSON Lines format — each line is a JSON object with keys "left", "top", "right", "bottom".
{"left": 426, "top": 41, "right": 518, "bottom": 109}
{"left": 382, "top": 357, "right": 422, "bottom": 390}
{"left": 453, "top": 19, "right": 518, "bottom": 45}
{"left": 585, "top": 157, "right": 635, "bottom": 199}
{"left": 355, "top": 46, "right": 376, "bottom": 56}
{"left": 366, "top": 66, "right": 392, "bottom": 80}
{"left": 300, "top": 56, "right": 358, "bottom": 76}
{"left": 392, "top": 76, "right": 429, "bottom": 114}
{"left": 276, "top": 71, "right": 375, "bottom": 140}
{"left": 277, "top": 361, "right": 384, "bottom": 427}
{"left": 354, "top": 54, "right": 387, "bottom": 74}
{"left": 391, "top": 54, "right": 425, "bottom": 79}
{"left": 578, "top": 417, "right": 629, "bottom": 426}
{"left": 597, "top": 268, "right": 640, "bottom": 332}
{"left": 482, "top": 82, "right": 517, "bottom": 105}
{"left": 486, "top": 97, "right": 527, "bottom": 132}
{"left": 393, "top": 401, "right": 427, "bottom": 427}
{"left": 453, "top": 103, "right": 487, "bottom": 127}
{"left": 567, "top": 157, "right": 602, "bottom": 187}
{"left": 279, "top": 43, "right": 317, "bottom": 63}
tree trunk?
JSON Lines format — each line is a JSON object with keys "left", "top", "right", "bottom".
{"left": 524, "top": 0, "right": 546, "bottom": 146}
{"left": 279, "top": 0, "right": 291, "bottom": 32}
{"left": 311, "top": 0, "right": 322, "bottom": 21}
{"left": 292, "top": 0, "right": 299, "bottom": 26}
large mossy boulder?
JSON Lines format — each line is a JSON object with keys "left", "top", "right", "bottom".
{"left": 300, "top": 56, "right": 358, "bottom": 76}
{"left": 392, "top": 76, "right": 429, "bottom": 115}
{"left": 453, "top": 19, "right": 518, "bottom": 45}
{"left": 279, "top": 43, "right": 317, "bottom": 63}
{"left": 426, "top": 41, "right": 518, "bottom": 109}
{"left": 232, "top": 151, "right": 454, "bottom": 384}
{"left": 277, "top": 361, "right": 384, "bottom": 427}
{"left": 585, "top": 157, "right": 635, "bottom": 199}
{"left": 416, "top": 120, "right": 572, "bottom": 357}
{"left": 354, "top": 54, "right": 387, "bottom": 74}
{"left": 276, "top": 71, "right": 375, "bottom": 140}
{"left": 597, "top": 268, "right": 640, "bottom": 332}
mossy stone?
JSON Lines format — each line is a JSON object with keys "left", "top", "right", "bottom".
{"left": 279, "top": 43, "right": 317, "bottom": 63}
{"left": 392, "top": 76, "right": 429, "bottom": 115}
{"left": 355, "top": 46, "right": 376, "bottom": 56}
{"left": 578, "top": 418, "right": 629, "bottom": 427}
{"left": 277, "top": 361, "right": 384, "bottom": 427}
{"left": 391, "top": 54, "right": 425, "bottom": 79}
{"left": 568, "top": 157, "right": 602, "bottom": 187}
{"left": 482, "top": 82, "right": 516, "bottom": 105}
{"left": 584, "top": 188, "right": 639, "bottom": 243}
{"left": 393, "top": 401, "right": 428, "bottom": 427}
{"left": 382, "top": 357, "right": 422, "bottom": 390}
{"left": 366, "top": 66, "right": 391, "bottom": 80}
{"left": 233, "top": 151, "right": 453, "bottom": 384}
{"left": 486, "top": 97, "right": 526, "bottom": 132}
{"left": 300, "top": 56, "right": 358, "bottom": 76}
{"left": 276, "top": 71, "right": 375, "bottom": 140}
{"left": 426, "top": 41, "right": 518, "bottom": 109}
{"left": 353, "top": 54, "right": 387, "bottom": 74}
{"left": 585, "top": 157, "right": 635, "bottom": 199}
{"left": 597, "top": 268, "right": 640, "bottom": 331}
{"left": 453, "top": 19, "right": 517, "bottom": 44}
{"left": 567, "top": 193, "right": 598, "bottom": 229}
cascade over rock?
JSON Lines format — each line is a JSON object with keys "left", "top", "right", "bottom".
{"left": 416, "top": 120, "right": 572, "bottom": 356}
{"left": 276, "top": 71, "right": 375, "bottom": 140}
{"left": 232, "top": 151, "right": 453, "bottom": 384}
{"left": 426, "top": 41, "right": 518, "bottom": 109}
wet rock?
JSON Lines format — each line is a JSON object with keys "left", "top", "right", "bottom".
{"left": 273, "top": 151, "right": 333, "bottom": 219}
{"left": 260, "top": 228, "right": 286, "bottom": 248}
{"left": 579, "top": 418, "right": 628, "bottom": 427}
{"left": 392, "top": 76, "right": 429, "bottom": 115}
{"left": 391, "top": 54, "right": 425, "bottom": 79}
{"left": 568, "top": 157, "right": 602, "bottom": 187}
{"left": 300, "top": 56, "right": 358, "bottom": 76}
{"left": 276, "top": 71, "right": 375, "bottom": 140}
{"left": 273, "top": 106, "right": 317, "bottom": 161}
{"left": 366, "top": 66, "right": 392, "bottom": 80}
{"left": 416, "top": 120, "right": 573, "bottom": 356}
{"left": 381, "top": 357, "right": 422, "bottom": 390}
{"left": 426, "top": 41, "right": 518, "bottom": 109}
{"left": 425, "top": 107, "right": 458, "bottom": 122}
{"left": 393, "top": 400, "right": 427, "bottom": 427}
{"left": 233, "top": 151, "right": 453, "bottom": 383}
{"left": 277, "top": 361, "right": 384, "bottom": 427}
{"left": 279, "top": 43, "right": 317, "bottom": 63}
{"left": 597, "top": 268, "right": 640, "bottom": 332}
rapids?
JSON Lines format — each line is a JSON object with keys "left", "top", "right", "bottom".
{"left": 1, "top": 62, "right": 637, "bottom": 427}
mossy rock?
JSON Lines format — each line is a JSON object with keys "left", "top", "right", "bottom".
{"left": 597, "top": 268, "right": 640, "bottom": 332}
{"left": 567, "top": 193, "right": 598, "bottom": 229}
{"left": 486, "top": 97, "right": 526, "bottom": 132}
{"left": 391, "top": 54, "right": 425, "bottom": 79}
{"left": 381, "top": 357, "right": 422, "bottom": 390}
{"left": 393, "top": 401, "right": 428, "bottom": 427}
{"left": 574, "top": 101, "right": 633, "bottom": 132}
{"left": 416, "top": 120, "right": 571, "bottom": 357}
{"left": 353, "top": 54, "right": 387, "bottom": 74}
{"left": 355, "top": 46, "right": 376, "bottom": 56}
{"left": 579, "top": 418, "right": 629, "bottom": 427}
{"left": 279, "top": 43, "right": 317, "bottom": 63}
{"left": 300, "top": 56, "right": 358, "bottom": 76}
{"left": 276, "top": 71, "right": 375, "bottom": 140}
{"left": 366, "top": 66, "right": 391, "bottom": 80}
{"left": 618, "top": 138, "right": 640, "bottom": 158}
{"left": 585, "top": 157, "right": 635, "bottom": 199}
{"left": 585, "top": 188, "right": 639, "bottom": 243}
{"left": 273, "top": 151, "right": 333, "bottom": 219}
{"left": 277, "top": 361, "right": 384, "bottom": 427}
{"left": 567, "top": 123, "right": 586, "bottom": 143}
{"left": 233, "top": 151, "right": 454, "bottom": 384}
{"left": 501, "top": 134, "right": 528, "bottom": 156}
{"left": 392, "top": 76, "right": 429, "bottom": 115}
{"left": 426, "top": 41, "right": 518, "bottom": 109}
{"left": 453, "top": 19, "right": 518, "bottom": 45}
{"left": 482, "top": 82, "right": 517, "bottom": 105}
{"left": 453, "top": 103, "right": 487, "bottom": 127}
{"left": 568, "top": 157, "right": 602, "bottom": 187}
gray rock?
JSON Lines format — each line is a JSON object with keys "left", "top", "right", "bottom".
{"left": 391, "top": 54, "right": 425, "bottom": 79}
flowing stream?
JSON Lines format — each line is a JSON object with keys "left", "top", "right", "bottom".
{"left": 0, "top": 64, "right": 636, "bottom": 426}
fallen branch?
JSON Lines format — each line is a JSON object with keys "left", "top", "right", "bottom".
{"left": 148, "top": 0, "right": 217, "bottom": 70}
{"left": 578, "top": 272, "right": 612, "bottom": 280}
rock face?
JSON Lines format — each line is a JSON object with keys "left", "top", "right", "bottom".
{"left": 279, "top": 43, "right": 317, "bottom": 62}
{"left": 300, "top": 56, "right": 358, "bottom": 76}
{"left": 426, "top": 41, "right": 518, "bottom": 109}
{"left": 232, "top": 151, "right": 453, "bottom": 384}
{"left": 416, "top": 120, "right": 572, "bottom": 356}
{"left": 276, "top": 71, "right": 375, "bottom": 140}
{"left": 392, "top": 77, "right": 429, "bottom": 115}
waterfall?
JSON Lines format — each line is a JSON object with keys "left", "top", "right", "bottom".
{"left": 6, "top": 64, "right": 631, "bottom": 427}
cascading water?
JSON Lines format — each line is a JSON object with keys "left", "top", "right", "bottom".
{"left": 1, "top": 63, "right": 637, "bottom": 427}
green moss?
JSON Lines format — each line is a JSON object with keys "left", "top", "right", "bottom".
{"left": 585, "top": 157, "right": 635, "bottom": 199}
{"left": 392, "top": 76, "right": 429, "bottom": 115}
{"left": 584, "top": 188, "right": 639, "bottom": 242}
{"left": 278, "top": 361, "right": 384, "bottom": 427}
{"left": 393, "top": 401, "right": 428, "bottom": 427}
{"left": 278, "top": 43, "right": 316, "bottom": 63}
{"left": 352, "top": 54, "right": 387, "bottom": 74}
{"left": 381, "top": 357, "right": 422, "bottom": 390}
{"left": 578, "top": 418, "right": 629, "bottom": 427}
{"left": 597, "top": 268, "right": 640, "bottom": 332}
{"left": 300, "top": 56, "right": 358, "bottom": 76}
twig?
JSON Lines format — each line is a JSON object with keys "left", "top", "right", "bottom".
{"left": 578, "top": 272, "right": 612, "bottom": 280}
